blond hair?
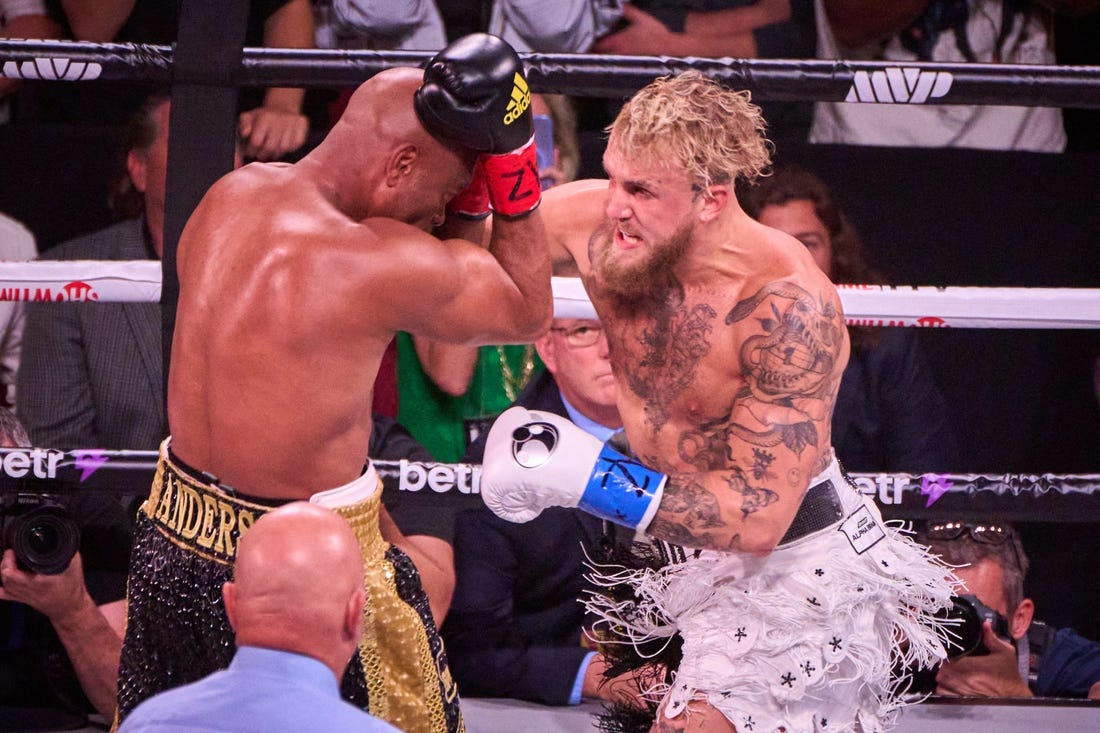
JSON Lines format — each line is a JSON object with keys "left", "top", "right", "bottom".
{"left": 608, "top": 71, "right": 771, "bottom": 190}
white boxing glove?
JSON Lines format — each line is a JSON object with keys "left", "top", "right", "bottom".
{"left": 481, "top": 406, "right": 666, "bottom": 530}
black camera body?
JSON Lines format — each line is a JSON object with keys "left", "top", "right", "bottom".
{"left": 0, "top": 492, "right": 81, "bottom": 575}
{"left": 896, "top": 593, "right": 1013, "bottom": 696}
{"left": 950, "top": 589, "right": 1007, "bottom": 651}
{"left": 945, "top": 593, "right": 1012, "bottom": 658}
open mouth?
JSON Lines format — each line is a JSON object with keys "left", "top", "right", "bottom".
{"left": 615, "top": 227, "right": 644, "bottom": 248}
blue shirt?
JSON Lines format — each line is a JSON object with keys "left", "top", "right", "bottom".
{"left": 561, "top": 394, "right": 617, "bottom": 444}
{"left": 118, "top": 646, "right": 400, "bottom": 733}
{"left": 1033, "top": 628, "right": 1100, "bottom": 699}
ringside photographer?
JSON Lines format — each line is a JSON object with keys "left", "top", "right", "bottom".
{"left": 917, "top": 520, "right": 1100, "bottom": 700}
{"left": 0, "top": 407, "right": 131, "bottom": 731}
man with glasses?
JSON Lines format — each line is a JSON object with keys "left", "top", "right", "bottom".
{"left": 443, "top": 318, "right": 649, "bottom": 709}
{"left": 917, "top": 520, "right": 1100, "bottom": 700}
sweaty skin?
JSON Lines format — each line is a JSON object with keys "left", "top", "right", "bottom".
{"left": 541, "top": 158, "right": 848, "bottom": 557}
{"left": 168, "top": 68, "right": 551, "bottom": 499}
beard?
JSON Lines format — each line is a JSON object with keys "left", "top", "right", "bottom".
{"left": 588, "top": 219, "right": 693, "bottom": 316}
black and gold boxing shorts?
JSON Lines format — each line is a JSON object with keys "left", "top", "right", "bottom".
{"left": 116, "top": 439, "right": 463, "bottom": 733}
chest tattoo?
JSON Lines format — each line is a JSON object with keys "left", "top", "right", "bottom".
{"left": 618, "top": 301, "right": 717, "bottom": 431}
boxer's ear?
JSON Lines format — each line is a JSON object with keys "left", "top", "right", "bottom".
{"left": 385, "top": 144, "right": 420, "bottom": 186}
{"left": 698, "top": 182, "right": 730, "bottom": 223}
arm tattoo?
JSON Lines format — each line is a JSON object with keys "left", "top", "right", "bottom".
{"left": 723, "top": 280, "right": 843, "bottom": 455}
{"left": 656, "top": 479, "right": 723, "bottom": 545}
{"left": 653, "top": 469, "right": 779, "bottom": 547}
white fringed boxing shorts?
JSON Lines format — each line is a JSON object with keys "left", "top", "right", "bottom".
{"left": 585, "top": 459, "right": 957, "bottom": 733}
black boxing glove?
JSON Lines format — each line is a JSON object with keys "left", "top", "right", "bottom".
{"left": 416, "top": 33, "right": 540, "bottom": 218}
{"left": 415, "top": 33, "right": 533, "bottom": 153}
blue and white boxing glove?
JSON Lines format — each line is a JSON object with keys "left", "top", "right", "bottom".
{"left": 481, "top": 406, "right": 666, "bottom": 530}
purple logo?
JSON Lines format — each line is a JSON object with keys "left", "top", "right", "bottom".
{"left": 920, "top": 474, "right": 953, "bottom": 507}
{"left": 72, "top": 450, "right": 109, "bottom": 482}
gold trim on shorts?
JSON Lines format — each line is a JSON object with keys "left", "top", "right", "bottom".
{"left": 141, "top": 443, "right": 269, "bottom": 565}
{"left": 333, "top": 487, "right": 459, "bottom": 733}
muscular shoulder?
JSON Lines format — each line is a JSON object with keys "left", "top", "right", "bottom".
{"left": 739, "top": 221, "right": 842, "bottom": 308}
{"left": 542, "top": 179, "right": 607, "bottom": 274}
{"left": 724, "top": 224, "right": 849, "bottom": 371}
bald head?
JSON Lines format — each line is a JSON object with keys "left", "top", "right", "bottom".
{"left": 224, "top": 502, "right": 365, "bottom": 677}
{"left": 336, "top": 67, "right": 467, "bottom": 162}
{"left": 306, "top": 66, "right": 474, "bottom": 228}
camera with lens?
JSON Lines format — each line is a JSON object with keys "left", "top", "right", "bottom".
{"left": 896, "top": 593, "right": 1012, "bottom": 696}
{"left": 942, "top": 593, "right": 1011, "bottom": 658}
{"left": 1, "top": 492, "right": 81, "bottom": 575}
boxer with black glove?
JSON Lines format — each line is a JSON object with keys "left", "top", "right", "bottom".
{"left": 415, "top": 33, "right": 541, "bottom": 220}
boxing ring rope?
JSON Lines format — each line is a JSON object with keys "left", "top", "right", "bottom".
{"left": 0, "top": 263, "right": 1097, "bottom": 330}
{"left": 2, "top": 448, "right": 1098, "bottom": 522}
{"left": 3, "top": 39, "right": 1100, "bottom": 106}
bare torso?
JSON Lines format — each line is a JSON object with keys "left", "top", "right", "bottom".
{"left": 169, "top": 164, "right": 394, "bottom": 498}
{"left": 546, "top": 180, "right": 849, "bottom": 551}
{"left": 589, "top": 234, "right": 844, "bottom": 479}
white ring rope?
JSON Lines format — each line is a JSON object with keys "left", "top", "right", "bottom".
{"left": 0, "top": 262, "right": 1098, "bottom": 329}
{"left": 0, "top": 261, "right": 161, "bottom": 303}
{"left": 552, "top": 276, "right": 1100, "bottom": 329}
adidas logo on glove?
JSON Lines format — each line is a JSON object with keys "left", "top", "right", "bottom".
{"left": 503, "top": 72, "right": 531, "bottom": 125}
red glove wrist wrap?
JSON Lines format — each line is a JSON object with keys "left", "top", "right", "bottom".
{"left": 482, "top": 136, "right": 541, "bottom": 218}
{"left": 447, "top": 158, "right": 490, "bottom": 220}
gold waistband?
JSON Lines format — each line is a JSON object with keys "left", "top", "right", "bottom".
{"left": 141, "top": 450, "right": 278, "bottom": 565}
{"left": 141, "top": 444, "right": 386, "bottom": 566}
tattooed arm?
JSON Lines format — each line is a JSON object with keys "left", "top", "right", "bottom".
{"left": 645, "top": 280, "right": 849, "bottom": 555}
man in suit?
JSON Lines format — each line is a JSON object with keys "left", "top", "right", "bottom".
{"left": 17, "top": 92, "right": 179, "bottom": 455}
{"left": 443, "top": 317, "right": 647, "bottom": 708}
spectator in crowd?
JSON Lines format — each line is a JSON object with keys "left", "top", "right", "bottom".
{"left": 487, "top": 0, "right": 625, "bottom": 54}
{"left": 0, "top": 0, "right": 61, "bottom": 122}
{"left": 593, "top": 0, "right": 803, "bottom": 59}
{"left": 315, "top": 0, "right": 446, "bottom": 50}
{"left": 743, "top": 164, "right": 958, "bottom": 472}
{"left": 809, "top": 0, "right": 1100, "bottom": 152}
{"left": 17, "top": 92, "right": 175, "bottom": 455}
{"left": 443, "top": 317, "right": 649, "bottom": 709}
{"left": 118, "top": 502, "right": 400, "bottom": 732}
{"left": 916, "top": 519, "right": 1100, "bottom": 699}
{"left": 0, "top": 406, "right": 131, "bottom": 728}
{"left": 0, "top": 210, "right": 37, "bottom": 410}
{"left": 591, "top": 0, "right": 817, "bottom": 145}
{"left": 31, "top": 0, "right": 313, "bottom": 160}
{"left": 397, "top": 326, "right": 544, "bottom": 463}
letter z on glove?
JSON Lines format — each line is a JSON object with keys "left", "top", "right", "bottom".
{"left": 481, "top": 407, "right": 665, "bottom": 529}
{"left": 415, "top": 33, "right": 540, "bottom": 218}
